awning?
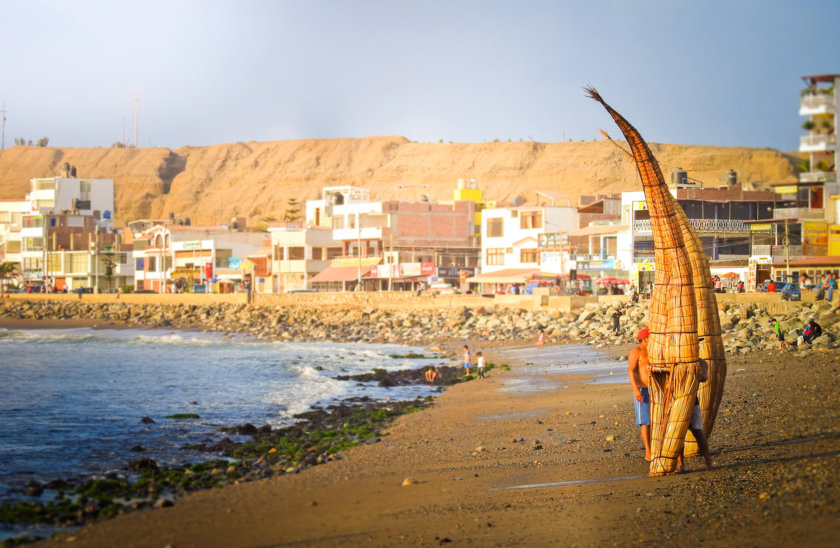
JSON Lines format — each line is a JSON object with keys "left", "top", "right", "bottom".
{"left": 310, "top": 265, "right": 375, "bottom": 283}
{"left": 568, "top": 224, "right": 629, "bottom": 237}
{"left": 466, "top": 268, "right": 540, "bottom": 284}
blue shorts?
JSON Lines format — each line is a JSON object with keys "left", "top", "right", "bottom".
{"left": 635, "top": 387, "right": 650, "bottom": 426}
{"left": 464, "top": 360, "right": 471, "bottom": 369}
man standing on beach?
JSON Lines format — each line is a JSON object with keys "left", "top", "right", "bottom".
{"left": 628, "top": 327, "right": 651, "bottom": 461}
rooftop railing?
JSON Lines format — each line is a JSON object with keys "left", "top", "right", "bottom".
{"left": 633, "top": 218, "right": 749, "bottom": 233}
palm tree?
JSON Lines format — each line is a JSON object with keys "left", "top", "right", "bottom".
{"left": 0, "top": 261, "right": 20, "bottom": 292}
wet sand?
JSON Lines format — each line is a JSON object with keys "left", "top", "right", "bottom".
{"left": 30, "top": 339, "right": 840, "bottom": 547}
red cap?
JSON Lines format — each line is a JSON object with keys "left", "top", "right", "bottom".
{"left": 637, "top": 327, "right": 650, "bottom": 341}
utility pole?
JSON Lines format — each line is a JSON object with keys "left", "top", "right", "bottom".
{"left": 1, "top": 101, "right": 6, "bottom": 150}
{"left": 94, "top": 224, "right": 100, "bottom": 294}
{"left": 134, "top": 93, "right": 139, "bottom": 148}
{"left": 357, "top": 213, "right": 362, "bottom": 292}
{"left": 784, "top": 218, "right": 791, "bottom": 282}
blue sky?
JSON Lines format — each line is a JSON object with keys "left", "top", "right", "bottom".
{"left": 1, "top": 0, "right": 838, "bottom": 151}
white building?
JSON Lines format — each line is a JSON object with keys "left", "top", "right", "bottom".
{"left": 132, "top": 223, "right": 266, "bottom": 293}
{"left": 480, "top": 205, "right": 578, "bottom": 274}
{"left": 269, "top": 224, "right": 341, "bottom": 292}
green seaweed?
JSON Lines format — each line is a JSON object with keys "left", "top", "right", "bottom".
{"left": 165, "top": 413, "right": 201, "bottom": 419}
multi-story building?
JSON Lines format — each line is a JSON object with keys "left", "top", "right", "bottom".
{"left": 131, "top": 222, "right": 265, "bottom": 293}
{"left": 269, "top": 224, "right": 340, "bottom": 292}
{"left": 307, "top": 186, "right": 479, "bottom": 291}
{"left": 480, "top": 204, "right": 578, "bottom": 276}
{"left": 741, "top": 74, "right": 840, "bottom": 288}
{"left": 623, "top": 170, "right": 777, "bottom": 288}
{"left": 0, "top": 174, "right": 118, "bottom": 290}
{"left": 0, "top": 199, "right": 30, "bottom": 284}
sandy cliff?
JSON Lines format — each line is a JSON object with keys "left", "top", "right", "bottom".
{"left": 0, "top": 137, "right": 800, "bottom": 226}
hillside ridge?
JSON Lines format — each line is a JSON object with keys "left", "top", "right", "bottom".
{"left": 0, "top": 137, "right": 799, "bottom": 227}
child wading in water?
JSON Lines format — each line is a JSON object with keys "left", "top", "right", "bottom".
{"left": 463, "top": 345, "right": 472, "bottom": 376}
{"left": 476, "top": 352, "right": 486, "bottom": 378}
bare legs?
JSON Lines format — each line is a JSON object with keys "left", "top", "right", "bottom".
{"left": 676, "top": 427, "right": 712, "bottom": 472}
{"left": 640, "top": 424, "right": 651, "bottom": 461}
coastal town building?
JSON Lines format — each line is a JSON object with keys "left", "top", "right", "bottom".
{"left": 470, "top": 203, "right": 578, "bottom": 290}
{"left": 269, "top": 223, "right": 340, "bottom": 292}
{"left": 0, "top": 172, "right": 119, "bottom": 291}
{"left": 130, "top": 222, "right": 265, "bottom": 293}
{"left": 622, "top": 170, "right": 777, "bottom": 289}
{"left": 740, "top": 74, "right": 840, "bottom": 289}
{"left": 306, "top": 186, "right": 479, "bottom": 291}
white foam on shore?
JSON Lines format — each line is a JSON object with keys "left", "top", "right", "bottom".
{"left": 491, "top": 343, "right": 629, "bottom": 391}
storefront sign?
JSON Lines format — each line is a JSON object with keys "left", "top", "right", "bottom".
{"left": 803, "top": 221, "right": 828, "bottom": 245}
{"left": 420, "top": 262, "right": 435, "bottom": 276}
{"left": 437, "top": 267, "right": 475, "bottom": 278}
{"left": 538, "top": 233, "right": 567, "bottom": 247}
{"left": 401, "top": 262, "right": 421, "bottom": 277}
{"left": 774, "top": 185, "right": 797, "bottom": 195}
{"left": 749, "top": 223, "right": 772, "bottom": 232}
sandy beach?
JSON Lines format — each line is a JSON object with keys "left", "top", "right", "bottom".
{"left": 22, "top": 334, "right": 838, "bottom": 548}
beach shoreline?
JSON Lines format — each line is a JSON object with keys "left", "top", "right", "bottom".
{"left": 9, "top": 318, "right": 834, "bottom": 547}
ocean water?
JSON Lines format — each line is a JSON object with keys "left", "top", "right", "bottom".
{"left": 0, "top": 327, "right": 442, "bottom": 507}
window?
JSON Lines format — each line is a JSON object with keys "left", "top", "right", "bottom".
{"left": 135, "top": 258, "right": 144, "bottom": 271}
{"left": 23, "top": 237, "right": 44, "bottom": 251}
{"left": 274, "top": 246, "right": 285, "bottom": 261}
{"left": 288, "top": 247, "right": 305, "bottom": 260}
{"left": 312, "top": 247, "right": 323, "bottom": 260}
{"left": 47, "top": 254, "right": 61, "bottom": 271}
{"left": 147, "top": 256, "right": 157, "bottom": 271}
{"left": 327, "top": 247, "right": 342, "bottom": 259}
{"left": 520, "top": 211, "right": 543, "bottom": 229}
{"left": 23, "top": 216, "right": 44, "bottom": 228}
{"left": 486, "top": 248, "right": 505, "bottom": 266}
{"left": 487, "top": 218, "right": 504, "bottom": 238}
{"left": 69, "top": 254, "right": 87, "bottom": 273}
{"left": 23, "top": 257, "right": 42, "bottom": 272}
{"left": 520, "top": 248, "right": 538, "bottom": 263}
{"left": 348, "top": 214, "right": 356, "bottom": 229}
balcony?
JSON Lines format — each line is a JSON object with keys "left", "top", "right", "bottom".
{"left": 751, "top": 244, "right": 805, "bottom": 258}
{"left": 633, "top": 218, "right": 749, "bottom": 233}
{"left": 569, "top": 253, "right": 618, "bottom": 262}
{"left": 799, "top": 171, "right": 836, "bottom": 183}
{"left": 800, "top": 134, "right": 836, "bottom": 153}
{"left": 800, "top": 94, "right": 835, "bottom": 116}
{"left": 773, "top": 207, "right": 825, "bottom": 220}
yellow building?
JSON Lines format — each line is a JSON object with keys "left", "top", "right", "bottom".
{"left": 453, "top": 179, "right": 484, "bottom": 236}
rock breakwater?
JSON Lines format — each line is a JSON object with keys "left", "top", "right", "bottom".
{"left": 3, "top": 298, "right": 839, "bottom": 355}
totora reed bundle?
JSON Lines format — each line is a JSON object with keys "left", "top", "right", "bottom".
{"left": 586, "top": 86, "right": 726, "bottom": 475}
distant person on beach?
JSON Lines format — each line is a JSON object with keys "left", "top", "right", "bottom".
{"left": 676, "top": 358, "right": 713, "bottom": 473}
{"left": 773, "top": 319, "right": 788, "bottom": 349}
{"left": 476, "top": 352, "right": 486, "bottom": 379}
{"left": 628, "top": 327, "right": 651, "bottom": 461}
{"left": 424, "top": 367, "right": 437, "bottom": 383}
{"left": 463, "top": 345, "right": 472, "bottom": 376}
{"left": 611, "top": 307, "right": 622, "bottom": 334}
{"left": 537, "top": 330, "right": 545, "bottom": 348}
{"left": 800, "top": 319, "right": 823, "bottom": 346}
